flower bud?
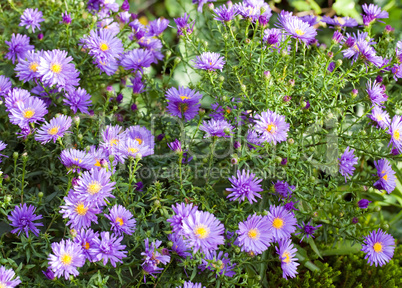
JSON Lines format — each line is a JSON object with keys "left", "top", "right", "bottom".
{"left": 336, "top": 59, "right": 342, "bottom": 67}
{"left": 219, "top": 76, "right": 225, "bottom": 82}
{"left": 5, "top": 195, "right": 12, "bottom": 203}
{"left": 283, "top": 95, "right": 291, "bottom": 102}
{"left": 289, "top": 79, "right": 295, "bottom": 86}
{"left": 234, "top": 141, "right": 241, "bottom": 149}
{"left": 38, "top": 192, "right": 44, "bottom": 198}
{"left": 131, "top": 103, "right": 138, "bottom": 111}
{"left": 136, "top": 153, "right": 142, "bottom": 160}
{"left": 231, "top": 157, "right": 238, "bottom": 165}
{"left": 174, "top": 57, "right": 181, "bottom": 65}
{"left": 38, "top": 33, "right": 44, "bottom": 40}
{"left": 78, "top": 134, "right": 83, "bottom": 141}
{"left": 73, "top": 116, "right": 80, "bottom": 125}
{"left": 288, "top": 138, "right": 294, "bottom": 145}
{"left": 352, "top": 89, "right": 358, "bottom": 98}
{"left": 4, "top": 174, "right": 10, "bottom": 183}
{"left": 165, "top": 50, "right": 172, "bottom": 58}
{"left": 240, "top": 84, "right": 246, "bottom": 91}
{"left": 13, "top": 152, "right": 18, "bottom": 159}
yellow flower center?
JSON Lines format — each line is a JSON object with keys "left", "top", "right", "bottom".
{"left": 373, "top": 242, "right": 383, "bottom": 253}
{"left": 376, "top": 115, "right": 383, "bottom": 121}
{"left": 266, "top": 123, "right": 276, "bottom": 134}
{"left": 247, "top": 228, "right": 259, "bottom": 239}
{"left": 282, "top": 251, "right": 291, "bottom": 263}
{"left": 100, "top": 43, "right": 109, "bottom": 51}
{"left": 73, "top": 157, "right": 83, "bottom": 164}
{"left": 272, "top": 217, "right": 284, "bottom": 229}
{"left": 0, "top": 282, "right": 6, "bottom": 288}
{"left": 50, "top": 63, "right": 62, "bottom": 73}
{"left": 110, "top": 138, "right": 119, "bottom": 146}
{"left": 116, "top": 217, "right": 124, "bottom": 226}
{"left": 226, "top": 108, "right": 231, "bottom": 114}
{"left": 83, "top": 242, "right": 90, "bottom": 250}
{"left": 75, "top": 203, "right": 88, "bottom": 215}
{"left": 61, "top": 254, "right": 72, "bottom": 265}
{"left": 135, "top": 138, "right": 143, "bottom": 145}
{"left": 295, "top": 29, "right": 305, "bottom": 36}
{"left": 180, "top": 95, "right": 190, "bottom": 100}
{"left": 87, "top": 181, "right": 101, "bottom": 195}
{"left": 194, "top": 225, "right": 210, "bottom": 239}
{"left": 23, "top": 109, "right": 35, "bottom": 119}
{"left": 29, "top": 62, "right": 39, "bottom": 72}
{"left": 394, "top": 130, "right": 400, "bottom": 141}
{"left": 128, "top": 147, "right": 139, "bottom": 154}
{"left": 336, "top": 17, "right": 346, "bottom": 25}
{"left": 48, "top": 126, "right": 59, "bottom": 135}
{"left": 94, "top": 159, "right": 101, "bottom": 167}
{"left": 381, "top": 170, "right": 388, "bottom": 181}
{"left": 353, "top": 44, "right": 360, "bottom": 52}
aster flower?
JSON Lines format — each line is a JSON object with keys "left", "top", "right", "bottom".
{"left": 105, "top": 205, "right": 136, "bottom": 236}
{"left": 126, "top": 125, "right": 155, "bottom": 150}
{"left": 368, "top": 106, "right": 390, "bottom": 129}
{"left": 8, "top": 203, "right": 43, "bottom": 238}
{"left": 0, "top": 141, "right": 7, "bottom": 163}
{"left": 358, "top": 199, "right": 371, "bottom": 209}
{"left": 129, "top": 19, "right": 147, "bottom": 40}
{"left": 295, "top": 220, "right": 321, "bottom": 242}
{"left": 166, "top": 86, "right": 202, "bottom": 121}
{"left": 119, "top": 137, "right": 154, "bottom": 161}
{"left": 235, "top": 0, "right": 272, "bottom": 22}
{"left": 237, "top": 214, "right": 272, "bottom": 255}
{"left": 146, "top": 18, "right": 170, "bottom": 36}
{"left": 226, "top": 170, "right": 263, "bottom": 203}
{"left": 19, "top": 8, "right": 44, "bottom": 32}
{"left": 389, "top": 116, "right": 402, "bottom": 153}
{"left": 121, "top": 0, "right": 130, "bottom": 11}
{"left": 168, "top": 139, "right": 183, "bottom": 153}
{"left": 37, "top": 49, "right": 80, "bottom": 91}
{"left": 0, "top": 75, "right": 12, "bottom": 98}
{"left": 74, "top": 228, "right": 99, "bottom": 262}
{"left": 182, "top": 210, "right": 225, "bottom": 253}
{"left": 81, "top": 29, "right": 124, "bottom": 63}
{"left": 15, "top": 50, "right": 43, "bottom": 83}
{"left": 193, "top": 0, "right": 216, "bottom": 13}
{"left": 9, "top": 96, "right": 48, "bottom": 128}
{"left": 0, "top": 266, "right": 21, "bottom": 287}
{"left": 362, "top": 4, "right": 388, "bottom": 26}
{"left": 266, "top": 205, "right": 297, "bottom": 242}
{"left": 167, "top": 203, "right": 198, "bottom": 234}
{"left": 276, "top": 11, "right": 317, "bottom": 45}
{"left": 48, "top": 239, "right": 85, "bottom": 280}
{"left": 254, "top": 110, "right": 290, "bottom": 144}
{"left": 273, "top": 180, "right": 295, "bottom": 198}
{"left": 5, "top": 34, "right": 34, "bottom": 64}
{"left": 60, "top": 148, "right": 96, "bottom": 173}
{"left": 276, "top": 239, "right": 299, "bottom": 279}
{"left": 119, "top": 11, "right": 131, "bottom": 24}
{"left": 263, "top": 28, "right": 287, "bottom": 51}
{"left": 246, "top": 130, "right": 263, "bottom": 149}
{"left": 128, "top": 72, "right": 145, "bottom": 94}
{"left": 42, "top": 269, "right": 56, "bottom": 280}
{"left": 61, "top": 11, "right": 72, "bottom": 24}
{"left": 374, "top": 159, "right": 396, "bottom": 194}
{"left": 213, "top": 4, "right": 237, "bottom": 22}
{"left": 396, "top": 40, "right": 402, "bottom": 62}
{"left": 35, "top": 115, "right": 72, "bottom": 144}
{"left": 283, "top": 201, "right": 299, "bottom": 212}
{"left": 174, "top": 13, "right": 194, "bottom": 36}
{"left": 199, "top": 119, "right": 234, "bottom": 138}
{"left": 361, "top": 229, "right": 395, "bottom": 267}
{"left": 332, "top": 30, "right": 344, "bottom": 44}
{"left": 300, "top": 15, "right": 319, "bottom": 26}
{"left": 392, "top": 64, "right": 402, "bottom": 80}
{"left": 199, "top": 250, "right": 236, "bottom": 277}
{"left": 90, "top": 232, "right": 127, "bottom": 267}
{"left": 178, "top": 281, "right": 205, "bottom": 288}
{"left": 321, "top": 16, "right": 358, "bottom": 28}
{"left": 100, "top": 125, "right": 127, "bottom": 159}
{"left": 141, "top": 238, "right": 170, "bottom": 280}
{"left": 338, "top": 146, "right": 358, "bottom": 182}
{"left": 97, "top": 18, "right": 120, "bottom": 36}
{"left": 120, "top": 49, "right": 154, "bottom": 72}
{"left": 366, "top": 80, "right": 388, "bottom": 106}
{"left": 64, "top": 87, "right": 92, "bottom": 114}
{"left": 192, "top": 52, "right": 225, "bottom": 71}
{"left": 168, "top": 233, "right": 191, "bottom": 258}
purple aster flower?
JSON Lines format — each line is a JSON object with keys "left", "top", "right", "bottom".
{"left": 141, "top": 238, "right": 170, "bottom": 280}
{"left": 0, "top": 141, "right": 8, "bottom": 163}
{"left": 295, "top": 220, "right": 321, "bottom": 242}
{"left": 129, "top": 19, "right": 147, "bottom": 39}
{"left": 100, "top": 124, "right": 127, "bottom": 159}
{"left": 235, "top": 0, "right": 271, "bottom": 22}
{"left": 60, "top": 190, "right": 101, "bottom": 229}
{"left": 121, "top": 0, "right": 130, "bottom": 11}
{"left": 38, "top": 33, "right": 44, "bottom": 40}
{"left": 273, "top": 180, "right": 295, "bottom": 198}
{"left": 19, "top": 8, "right": 44, "bottom": 32}
{"left": 213, "top": 4, "right": 237, "bottom": 22}
{"left": 237, "top": 214, "right": 272, "bottom": 255}
{"left": 283, "top": 201, "right": 299, "bottom": 212}
{"left": 74, "top": 228, "right": 99, "bottom": 262}
{"left": 276, "top": 239, "right": 299, "bottom": 279}
{"left": 37, "top": 49, "right": 80, "bottom": 92}
{"left": 254, "top": 110, "right": 290, "bottom": 144}
{"left": 343, "top": 39, "right": 383, "bottom": 68}
{"left": 0, "top": 75, "right": 12, "bottom": 98}
{"left": 199, "top": 250, "right": 236, "bottom": 277}
{"left": 119, "top": 137, "right": 154, "bottom": 161}
{"left": 266, "top": 205, "right": 297, "bottom": 242}
{"left": 168, "top": 233, "right": 191, "bottom": 258}
{"left": 42, "top": 269, "right": 56, "bottom": 280}
{"left": 128, "top": 72, "right": 145, "bottom": 94}
{"left": 5, "top": 34, "right": 34, "bottom": 64}
{"left": 61, "top": 11, "right": 72, "bottom": 24}
{"left": 120, "top": 49, "right": 154, "bottom": 72}
{"left": 321, "top": 16, "right": 358, "bottom": 28}
{"left": 8, "top": 203, "right": 43, "bottom": 238}
{"left": 392, "top": 64, "right": 402, "bottom": 80}
{"left": 263, "top": 28, "right": 287, "bottom": 50}
{"left": 300, "top": 15, "right": 319, "bottom": 26}
{"left": 0, "top": 266, "right": 21, "bottom": 287}
{"left": 276, "top": 11, "right": 317, "bottom": 45}
{"left": 74, "top": 168, "right": 116, "bottom": 207}
{"left": 389, "top": 115, "right": 402, "bottom": 153}
{"left": 199, "top": 119, "right": 234, "bottom": 138}
{"left": 90, "top": 232, "right": 127, "bottom": 267}
{"left": 64, "top": 87, "right": 92, "bottom": 114}
{"left": 358, "top": 199, "right": 371, "bottom": 209}
{"left": 338, "top": 146, "right": 358, "bottom": 182}
{"left": 179, "top": 281, "right": 205, "bottom": 288}
{"left": 97, "top": 18, "right": 120, "bottom": 36}
{"left": 15, "top": 50, "right": 43, "bottom": 83}
{"left": 332, "top": 30, "right": 344, "bottom": 44}
{"left": 247, "top": 130, "right": 263, "bottom": 149}
{"left": 105, "top": 204, "right": 136, "bottom": 236}
{"left": 81, "top": 29, "right": 124, "bottom": 63}
{"left": 126, "top": 125, "right": 155, "bottom": 150}
{"left": 182, "top": 210, "right": 225, "bottom": 253}
{"left": 209, "top": 103, "right": 225, "bottom": 120}
{"left": 362, "top": 4, "right": 388, "bottom": 26}
{"left": 174, "top": 13, "right": 194, "bottom": 36}
{"left": 166, "top": 86, "right": 202, "bottom": 121}
{"left": 48, "top": 239, "right": 85, "bottom": 280}
{"left": 226, "top": 170, "right": 263, "bottom": 203}
{"left": 361, "top": 229, "right": 395, "bottom": 267}
{"left": 193, "top": 0, "right": 216, "bottom": 13}
{"left": 368, "top": 106, "right": 390, "bottom": 129}
{"left": 366, "top": 79, "right": 387, "bottom": 106}
{"left": 327, "top": 62, "right": 336, "bottom": 72}
{"left": 374, "top": 159, "right": 396, "bottom": 194}
{"left": 60, "top": 148, "right": 96, "bottom": 173}
{"left": 35, "top": 115, "right": 72, "bottom": 144}
{"left": 192, "top": 52, "right": 225, "bottom": 71}
{"left": 146, "top": 18, "right": 170, "bottom": 36}
{"left": 396, "top": 40, "right": 402, "bottom": 62}
{"left": 168, "top": 139, "right": 182, "bottom": 153}
{"left": 167, "top": 203, "right": 198, "bottom": 234}
{"left": 9, "top": 96, "right": 48, "bottom": 128}
{"left": 119, "top": 11, "right": 131, "bottom": 23}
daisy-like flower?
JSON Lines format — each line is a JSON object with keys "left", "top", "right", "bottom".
{"left": 37, "top": 49, "right": 80, "bottom": 91}
{"left": 192, "top": 52, "right": 225, "bottom": 71}
{"left": 146, "top": 18, "right": 170, "bottom": 37}
{"left": 276, "top": 239, "right": 299, "bottom": 279}
{"left": 276, "top": 11, "right": 317, "bottom": 45}
{"left": 366, "top": 79, "right": 388, "bottom": 106}
{"left": 0, "top": 265, "right": 22, "bottom": 287}
{"left": 389, "top": 115, "right": 402, "bottom": 153}
{"left": 182, "top": 210, "right": 225, "bottom": 253}
{"left": 5, "top": 33, "right": 34, "bottom": 64}
{"left": 174, "top": 13, "right": 195, "bottom": 36}
{"left": 129, "top": 19, "right": 147, "bottom": 40}
{"left": 338, "top": 146, "right": 358, "bottom": 182}
{"left": 15, "top": 50, "right": 43, "bottom": 83}
{"left": 332, "top": 30, "right": 344, "bottom": 44}
{"left": 246, "top": 130, "right": 263, "bottom": 149}
{"left": 226, "top": 170, "right": 263, "bottom": 203}
{"left": 61, "top": 11, "right": 72, "bottom": 24}
{"left": 100, "top": 125, "right": 127, "bottom": 159}
{"left": 120, "top": 49, "right": 154, "bottom": 72}
{"left": 97, "top": 18, "right": 120, "bottom": 36}
{"left": 266, "top": 205, "right": 297, "bottom": 242}
{"left": 137, "top": 37, "right": 164, "bottom": 62}
{"left": 105, "top": 205, "right": 136, "bottom": 236}
{"left": 167, "top": 203, "right": 199, "bottom": 234}
{"left": 361, "top": 228, "right": 395, "bottom": 267}
{"left": 8, "top": 203, "right": 43, "bottom": 238}
{"left": 374, "top": 159, "right": 396, "bottom": 194}
{"left": 392, "top": 63, "right": 402, "bottom": 80}
{"left": 178, "top": 281, "right": 205, "bottom": 288}
{"left": 396, "top": 40, "right": 402, "bottom": 62}
{"left": 254, "top": 110, "right": 290, "bottom": 144}
{"left": 128, "top": 72, "right": 145, "bottom": 94}
{"left": 141, "top": 238, "right": 170, "bottom": 279}
{"left": 362, "top": 4, "right": 388, "bottom": 26}
{"left": 90, "top": 232, "right": 127, "bottom": 267}
{"left": 273, "top": 180, "right": 295, "bottom": 198}
{"left": 300, "top": 15, "right": 319, "bottom": 26}
{"left": 295, "top": 220, "right": 322, "bottom": 242}
{"left": 168, "top": 139, "right": 183, "bottom": 153}
{"left": 126, "top": 125, "right": 155, "bottom": 150}
{"left": 63, "top": 87, "right": 92, "bottom": 114}
{"left": 166, "top": 86, "right": 202, "bottom": 121}
{"left": 321, "top": 16, "right": 357, "bottom": 28}
{"left": 60, "top": 148, "right": 96, "bottom": 173}
{"left": 213, "top": 4, "right": 238, "bottom": 22}
{"left": 74, "top": 168, "right": 116, "bottom": 207}
{"left": 74, "top": 228, "right": 99, "bottom": 262}
{"left": 81, "top": 29, "right": 124, "bottom": 63}
{"left": 19, "top": 8, "right": 44, "bottom": 32}
{"left": 35, "top": 115, "right": 72, "bottom": 144}
{"left": 235, "top": 0, "right": 272, "bottom": 22}
{"left": 199, "top": 119, "right": 234, "bottom": 138}
{"left": 168, "top": 233, "right": 191, "bottom": 258}
{"left": 0, "top": 75, "right": 12, "bottom": 98}
{"left": 237, "top": 214, "right": 272, "bottom": 255}
{"left": 9, "top": 96, "right": 48, "bottom": 128}
{"left": 199, "top": 250, "right": 236, "bottom": 277}
{"left": 119, "top": 137, "right": 153, "bottom": 161}
{"left": 263, "top": 28, "right": 287, "bottom": 51}
{"left": 368, "top": 106, "right": 390, "bottom": 129}
{"left": 0, "top": 141, "right": 8, "bottom": 163}
{"left": 48, "top": 239, "right": 85, "bottom": 280}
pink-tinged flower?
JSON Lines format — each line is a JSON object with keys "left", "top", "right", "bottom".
{"left": 338, "top": 146, "right": 358, "bottom": 182}
{"left": 254, "top": 110, "right": 290, "bottom": 144}
{"left": 15, "top": 50, "right": 43, "bottom": 82}
{"left": 237, "top": 214, "right": 272, "bottom": 255}
{"left": 120, "top": 49, "right": 154, "bottom": 72}
{"left": 60, "top": 148, "right": 96, "bottom": 173}
{"left": 5, "top": 34, "right": 34, "bottom": 64}
{"left": 166, "top": 86, "right": 202, "bottom": 121}
{"left": 199, "top": 119, "right": 234, "bottom": 138}
{"left": 0, "top": 75, "right": 12, "bottom": 98}
{"left": 90, "top": 232, "right": 127, "bottom": 267}
{"left": 276, "top": 11, "right": 317, "bottom": 45}
{"left": 374, "top": 159, "right": 396, "bottom": 194}
{"left": 105, "top": 205, "right": 136, "bottom": 236}
{"left": 19, "top": 8, "right": 44, "bottom": 32}
{"left": 226, "top": 170, "right": 263, "bottom": 203}
{"left": 362, "top": 4, "right": 388, "bottom": 26}
{"left": 366, "top": 79, "right": 388, "bottom": 106}
{"left": 35, "top": 114, "right": 72, "bottom": 144}
{"left": 368, "top": 106, "right": 390, "bottom": 129}
{"left": 167, "top": 203, "right": 199, "bottom": 234}
{"left": 9, "top": 96, "right": 48, "bottom": 128}
{"left": 389, "top": 115, "right": 402, "bottom": 154}
{"left": 64, "top": 87, "right": 92, "bottom": 114}
{"left": 8, "top": 203, "right": 43, "bottom": 238}
{"left": 192, "top": 52, "right": 225, "bottom": 71}
{"left": 0, "top": 265, "right": 21, "bottom": 287}
{"left": 266, "top": 205, "right": 297, "bottom": 241}
{"left": 276, "top": 239, "right": 299, "bottom": 279}
{"left": 361, "top": 229, "right": 395, "bottom": 267}
{"left": 321, "top": 16, "right": 358, "bottom": 28}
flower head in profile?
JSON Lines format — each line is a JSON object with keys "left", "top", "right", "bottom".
{"left": 60, "top": 148, "right": 96, "bottom": 173}
{"left": 64, "top": 88, "right": 92, "bottom": 114}
{"left": 199, "top": 250, "right": 236, "bottom": 277}
{"left": 226, "top": 170, "right": 263, "bottom": 203}
{"left": 74, "top": 228, "right": 99, "bottom": 262}
{"left": 61, "top": 11, "right": 72, "bottom": 24}
{"left": 266, "top": 205, "right": 297, "bottom": 241}
{"left": 338, "top": 146, "right": 358, "bottom": 182}
{"left": 362, "top": 4, "right": 388, "bottom": 26}
{"left": 90, "top": 232, "right": 127, "bottom": 267}
{"left": 368, "top": 106, "right": 390, "bottom": 129}
{"left": 8, "top": 203, "right": 43, "bottom": 238}
{"left": 126, "top": 125, "right": 155, "bottom": 149}
{"left": 174, "top": 13, "right": 195, "bottom": 36}
{"left": 276, "top": 239, "right": 299, "bottom": 279}
{"left": 366, "top": 80, "right": 388, "bottom": 106}
{"left": 254, "top": 110, "right": 290, "bottom": 144}
{"left": 388, "top": 116, "right": 402, "bottom": 154}
{"left": 8, "top": 96, "right": 48, "bottom": 128}
{"left": 237, "top": 214, "right": 272, "bottom": 255}
{"left": 213, "top": 4, "right": 238, "bottom": 22}
{"left": 0, "top": 75, "right": 12, "bottom": 98}
{"left": 128, "top": 72, "right": 145, "bottom": 94}
{"left": 295, "top": 220, "right": 322, "bottom": 242}
{"left": 276, "top": 11, "right": 317, "bottom": 45}
{"left": 193, "top": 0, "right": 216, "bottom": 13}
{"left": 166, "top": 86, "right": 202, "bottom": 121}
{"left": 48, "top": 239, "right": 85, "bottom": 280}
{"left": 168, "top": 139, "right": 183, "bottom": 153}
{"left": 15, "top": 50, "right": 43, "bottom": 82}
{"left": 167, "top": 203, "right": 198, "bottom": 233}
{"left": 168, "top": 233, "right": 191, "bottom": 258}
{"left": 192, "top": 52, "right": 225, "bottom": 71}
{"left": 374, "top": 158, "right": 396, "bottom": 194}
{"left": 141, "top": 238, "right": 170, "bottom": 279}
{"left": 146, "top": 18, "right": 170, "bottom": 36}
{"left": 5, "top": 34, "right": 34, "bottom": 64}
{"left": 105, "top": 205, "right": 136, "bottom": 236}
{"left": 19, "top": 8, "right": 44, "bottom": 32}
{"left": 199, "top": 119, "right": 234, "bottom": 138}
{"left": 321, "top": 16, "right": 358, "bottom": 28}
{"left": 0, "top": 265, "right": 22, "bottom": 287}
{"left": 273, "top": 180, "right": 295, "bottom": 198}
{"left": 358, "top": 199, "right": 371, "bottom": 209}
{"left": 300, "top": 15, "right": 319, "bottom": 26}
{"left": 361, "top": 229, "right": 395, "bottom": 267}
{"left": 35, "top": 115, "right": 72, "bottom": 144}
{"left": 120, "top": 49, "right": 154, "bottom": 72}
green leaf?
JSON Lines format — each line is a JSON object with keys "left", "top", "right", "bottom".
{"left": 308, "top": 237, "right": 323, "bottom": 259}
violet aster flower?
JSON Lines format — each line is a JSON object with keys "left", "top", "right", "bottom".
{"left": 119, "top": 11, "right": 131, "bottom": 24}
{"left": 5, "top": 88, "right": 32, "bottom": 112}
{"left": 120, "top": 49, "right": 154, "bottom": 72}
{"left": 235, "top": 0, "right": 271, "bottom": 22}
{"left": 263, "top": 28, "right": 287, "bottom": 51}
{"left": 81, "top": 29, "right": 124, "bottom": 63}
{"left": 126, "top": 125, "right": 155, "bottom": 150}
{"left": 273, "top": 180, "right": 295, "bottom": 198}
{"left": 19, "top": 8, "right": 44, "bottom": 32}
{"left": 42, "top": 269, "right": 56, "bottom": 280}
{"left": 37, "top": 49, "right": 80, "bottom": 92}
{"left": 332, "top": 30, "right": 344, "bottom": 44}
{"left": 61, "top": 11, "right": 72, "bottom": 24}
{"left": 362, "top": 4, "right": 388, "bottom": 26}
{"left": 358, "top": 199, "right": 371, "bottom": 209}
{"left": 368, "top": 106, "right": 390, "bottom": 130}
{"left": 199, "top": 119, "right": 234, "bottom": 138}
{"left": 192, "top": 52, "right": 225, "bottom": 71}
{"left": 295, "top": 220, "right": 321, "bottom": 242}
{"left": 0, "top": 141, "right": 7, "bottom": 163}
{"left": 119, "top": 137, "right": 154, "bottom": 160}
{"left": 48, "top": 239, "right": 85, "bottom": 280}
{"left": 366, "top": 79, "right": 387, "bottom": 106}
{"left": 226, "top": 170, "right": 263, "bottom": 203}
{"left": 5, "top": 34, "right": 34, "bottom": 64}
{"left": 284, "top": 201, "right": 299, "bottom": 212}
{"left": 174, "top": 13, "right": 194, "bottom": 36}
{"left": 64, "top": 87, "right": 92, "bottom": 114}
{"left": 128, "top": 72, "right": 145, "bottom": 94}
{"left": 90, "top": 232, "right": 127, "bottom": 267}
{"left": 254, "top": 110, "right": 290, "bottom": 144}
{"left": 178, "top": 281, "right": 205, "bottom": 288}
{"left": 15, "top": 50, "right": 43, "bottom": 82}
{"left": 389, "top": 115, "right": 402, "bottom": 153}
{"left": 199, "top": 250, "right": 236, "bottom": 277}
{"left": 146, "top": 18, "right": 170, "bottom": 36}
{"left": 0, "top": 75, "right": 12, "bottom": 98}
{"left": 35, "top": 115, "right": 72, "bottom": 144}
{"left": 343, "top": 38, "right": 383, "bottom": 68}
{"left": 105, "top": 205, "right": 136, "bottom": 236}
{"left": 0, "top": 266, "right": 21, "bottom": 287}
{"left": 167, "top": 203, "right": 198, "bottom": 234}
{"left": 276, "top": 11, "right": 317, "bottom": 45}
{"left": 60, "top": 148, "right": 96, "bottom": 173}
{"left": 361, "top": 228, "right": 395, "bottom": 267}
{"left": 397, "top": 40, "right": 402, "bottom": 62}
{"left": 321, "top": 16, "right": 358, "bottom": 28}
{"left": 266, "top": 205, "right": 297, "bottom": 242}
{"left": 276, "top": 238, "right": 299, "bottom": 279}
{"left": 213, "top": 4, "right": 237, "bottom": 22}
{"left": 141, "top": 238, "right": 170, "bottom": 279}
{"left": 300, "top": 15, "right": 319, "bottom": 26}
{"left": 237, "top": 214, "right": 272, "bottom": 255}
{"left": 193, "top": 0, "right": 216, "bottom": 13}
{"left": 168, "top": 139, "right": 183, "bottom": 153}
{"left": 94, "top": 57, "right": 119, "bottom": 76}
{"left": 9, "top": 96, "right": 48, "bottom": 128}
{"left": 168, "top": 233, "right": 191, "bottom": 258}
{"left": 182, "top": 210, "right": 225, "bottom": 253}
{"left": 74, "top": 228, "right": 99, "bottom": 262}
{"left": 130, "top": 19, "right": 147, "bottom": 40}
{"left": 392, "top": 64, "right": 402, "bottom": 80}
{"left": 338, "top": 146, "right": 358, "bottom": 182}
{"left": 166, "top": 86, "right": 202, "bottom": 121}
{"left": 374, "top": 158, "right": 396, "bottom": 194}
{"left": 100, "top": 125, "right": 127, "bottom": 161}
{"left": 8, "top": 203, "right": 43, "bottom": 238}
{"left": 247, "top": 130, "right": 263, "bottom": 150}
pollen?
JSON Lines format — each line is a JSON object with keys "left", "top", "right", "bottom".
{"left": 135, "top": 138, "right": 143, "bottom": 145}
{"left": 393, "top": 130, "right": 400, "bottom": 141}
{"left": 29, "top": 62, "right": 39, "bottom": 72}
{"left": 247, "top": 228, "right": 259, "bottom": 239}
{"left": 295, "top": 29, "right": 305, "bottom": 36}
{"left": 87, "top": 181, "right": 101, "bottom": 195}
{"left": 180, "top": 95, "right": 190, "bottom": 100}
{"left": 75, "top": 203, "right": 88, "bottom": 215}
{"left": 61, "top": 253, "right": 72, "bottom": 265}
{"left": 373, "top": 242, "right": 383, "bottom": 253}
{"left": 94, "top": 159, "right": 101, "bottom": 167}
{"left": 116, "top": 217, "right": 124, "bottom": 226}
{"left": 83, "top": 242, "right": 90, "bottom": 250}
{"left": 272, "top": 217, "right": 284, "bottom": 229}
{"left": 23, "top": 109, "right": 35, "bottom": 119}
{"left": 194, "top": 225, "right": 210, "bottom": 239}
{"left": 128, "top": 147, "right": 139, "bottom": 154}
{"left": 266, "top": 123, "right": 277, "bottom": 134}
{"left": 282, "top": 251, "right": 291, "bottom": 263}
{"left": 50, "top": 63, "right": 62, "bottom": 73}
{"left": 48, "top": 126, "right": 60, "bottom": 135}
{"left": 100, "top": 43, "right": 109, "bottom": 51}
{"left": 110, "top": 138, "right": 119, "bottom": 146}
